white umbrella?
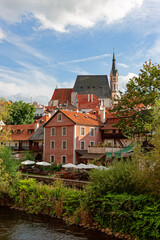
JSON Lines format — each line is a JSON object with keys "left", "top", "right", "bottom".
{"left": 21, "top": 160, "right": 35, "bottom": 165}
{"left": 76, "top": 163, "right": 87, "bottom": 169}
{"left": 62, "top": 163, "right": 77, "bottom": 168}
{"left": 36, "top": 161, "right": 51, "bottom": 166}
{"left": 98, "top": 166, "right": 109, "bottom": 170}
{"left": 84, "top": 164, "right": 98, "bottom": 169}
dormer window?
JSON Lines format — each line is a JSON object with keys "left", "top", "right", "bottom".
{"left": 28, "top": 129, "right": 33, "bottom": 134}
{"left": 17, "top": 129, "right": 21, "bottom": 134}
{"left": 57, "top": 113, "right": 62, "bottom": 122}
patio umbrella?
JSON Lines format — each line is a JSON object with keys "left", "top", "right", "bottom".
{"left": 21, "top": 160, "right": 35, "bottom": 165}
{"left": 84, "top": 164, "right": 98, "bottom": 169}
{"left": 98, "top": 166, "right": 109, "bottom": 170}
{"left": 76, "top": 163, "right": 87, "bottom": 169}
{"left": 36, "top": 161, "right": 51, "bottom": 166}
{"left": 62, "top": 163, "right": 77, "bottom": 168}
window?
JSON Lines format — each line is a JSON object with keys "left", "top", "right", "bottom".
{"left": 80, "top": 127, "right": 85, "bottom": 136}
{"left": 17, "top": 129, "right": 21, "bottom": 134}
{"left": 28, "top": 129, "right": 33, "bottom": 134}
{"left": 15, "top": 143, "right": 17, "bottom": 147}
{"left": 62, "top": 140, "right": 67, "bottom": 150}
{"left": 61, "top": 155, "right": 66, "bottom": 164}
{"left": 80, "top": 141, "right": 85, "bottom": 150}
{"left": 90, "top": 141, "right": 95, "bottom": 147}
{"left": 50, "top": 141, "right": 55, "bottom": 149}
{"left": 90, "top": 128, "right": 95, "bottom": 137}
{"left": 51, "top": 127, "right": 56, "bottom": 136}
{"left": 62, "top": 127, "right": 67, "bottom": 136}
{"left": 50, "top": 155, "right": 55, "bottom": 163}
{"left": 57, "top": 113, "right": 62, "bottom": 122}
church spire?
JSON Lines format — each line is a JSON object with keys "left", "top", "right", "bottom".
{"left": 112, "top": 48, "right": 117, "bottom": 74}
{"left": 110, "top": 49, "right": 119, "bottom": 101}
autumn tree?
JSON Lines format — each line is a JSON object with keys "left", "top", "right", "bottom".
{"left": 0, "top": 98, "right": 11, "bottom": 143}
{"left": 112, "top": 61, "right": 160, "bottom": 137}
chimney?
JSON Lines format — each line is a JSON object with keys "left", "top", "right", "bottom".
{"left": 99, "top": 106, "right": 106, "bottom": 123}
{"left": 34, "top": 122, "right": 39, "bottom": 132}
{"left": 91, "top": 94, "right": 93, "bottom": 102}
{"left": 88, "top": 94, "right": 90, "bottom": 102}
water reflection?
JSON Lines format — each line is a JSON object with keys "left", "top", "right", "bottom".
{"left": 0, "top": 206, "right": 117, "bottom": 240}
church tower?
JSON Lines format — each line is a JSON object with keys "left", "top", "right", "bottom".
{"left": 110, "top": 49, "right": 119, "bottom": 100}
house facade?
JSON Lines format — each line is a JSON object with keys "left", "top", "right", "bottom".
{"left": 44, "top": 110, "right": 102, "bottom": 164}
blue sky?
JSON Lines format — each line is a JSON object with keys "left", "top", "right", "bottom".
{"left": 0, "top": 0, "right": 159, "bottom": 105}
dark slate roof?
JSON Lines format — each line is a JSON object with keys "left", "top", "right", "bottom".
{"left": 29, "top": 123, "right": 44, "bottom": 141}
{"left": 73, "top": 75, "right": 111, "bottom": 98}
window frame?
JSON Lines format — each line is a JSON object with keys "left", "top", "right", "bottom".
{"left": 61, "top": 155, "right": 67, "bottom": 164}
{"left": 90, "top": 141, "right": 95, "bottom": 147}
{"left": 80, "top": 141, "right": 85, "bottom": 150}
{"left": 57, "top": 113, "right": 62, "bottom": 122}
{"left": 90, "top": 127, "right": 95, "bottom": 137}
{"left": 80, "top": 127, "right": 85, "bottom": 136}
{"left": 62, "top": 140, "right": 67, "bottom": 150}
{"left": 50, "top": 155, "right": 55, "bottom": 164}
{"left": 51, "top": 127, "right": 56, "bottom": 136}
{"left": 62, "top": 126, "right": 67, "bottom": 136}
{"left": 50, "top": 140, "right": 55, "bottom": 150}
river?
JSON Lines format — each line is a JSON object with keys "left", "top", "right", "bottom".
{"left": 0, "top": 206, "right": 118, "bottom": 240}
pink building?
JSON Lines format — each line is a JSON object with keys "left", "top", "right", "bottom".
{"left": 44, "top": 110, "right": 102, "bottom": 164}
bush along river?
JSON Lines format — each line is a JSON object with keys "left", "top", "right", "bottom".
{"left": 0, "top": 206, "right": 118, "bottom": 240}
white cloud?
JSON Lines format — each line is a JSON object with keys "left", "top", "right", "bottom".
{"left": 58, "top": 53, "right": 111, "bottom": 65}
{"left": 146, "top": 37, "right": 160, "bottom": 62}
{"left": 119, "top": 72, "right": 137, "bottom": 93}
{"left": 118, "top": 63, "right": 129, "bottom": 68}
{"left": 0, "top": 28, "right": 5, "bottom": 41}
{"left": 0, "top": 0, "right": 143, "bottom": 32}
{"left": 0, "top": 65, "right": 72, "bottom": 105}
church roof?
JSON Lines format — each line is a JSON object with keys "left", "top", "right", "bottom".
{"left": 73, "top": 75, "right": 111, "bottom": 98}
{"left": 77, "top": 94, "right": 99, "bottom": 109}
{"left": 50, "top": 88, "right": 74, "bottom": 104}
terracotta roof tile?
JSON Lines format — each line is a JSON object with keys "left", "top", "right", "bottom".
{"left": 60, "top": 110, "right": 103, "bottom": 126}
{"left": 50, "top": 88, "right": 73, "bottom": 104}
{"left": 3, "top": 115, "right": 51, "bottom": 141}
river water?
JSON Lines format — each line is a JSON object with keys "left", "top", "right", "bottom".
{"left": 0, "top": 206, "right": 117, "bottom": 240}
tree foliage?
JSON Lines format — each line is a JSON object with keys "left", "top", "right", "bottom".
{"left": 0, "top": 98, "right": 11, "bottom": 123}
{"left": 112, "top": 61, "right": 160, "bottom": 136}
{"left": 0, "top": 98, "right": 12, "bottom": 143}
{"left": 7, "top": 100, "right": 35, "bottom": 125}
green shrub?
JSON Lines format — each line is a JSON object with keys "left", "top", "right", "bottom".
{"left": 88, "top": 193, "right": 160, "bottom": 240}
{"left": 86, "top": 159, "right": 140, "bottom": 198}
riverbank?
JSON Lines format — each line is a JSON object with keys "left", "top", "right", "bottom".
{"left": 0, "top": 206, "right": 119, "bottom": 240}
{"left": 0, "top": 177, "right": 160, "bottom": 240}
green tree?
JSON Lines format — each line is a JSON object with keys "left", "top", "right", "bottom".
{"left": 112, "top": 61, "right": 160, "bottom": 137}
{"left": 132, "top": 98, "right": 160, "bottom": 197}
{"left": 8, "top": 100, "right": 35, "bottom": 125}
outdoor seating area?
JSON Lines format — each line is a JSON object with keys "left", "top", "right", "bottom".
{"left": 20, "top": 160, "right": 56, "bottom": 176}
{"left": 55, "top": 170, "right": 89, "bottom": 181}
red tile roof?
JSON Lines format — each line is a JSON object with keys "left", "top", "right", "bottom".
{"left": 77, "top": 94, "right": 99, "bottom": 109}
{"left": 50, "top": 88, "right": 73, "bottom": 104}
{"left": 3, "top": 115, "right": 51, "bottom": 141}
{"left": 101, "top": 119, "right": 119, "bottom": 130}
{"left": 60, "top": 110, "right": 103, "bottom": 126}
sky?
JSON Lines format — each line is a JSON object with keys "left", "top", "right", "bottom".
{"left": 0, "top": 0, "right": 159, "bottom": 105}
